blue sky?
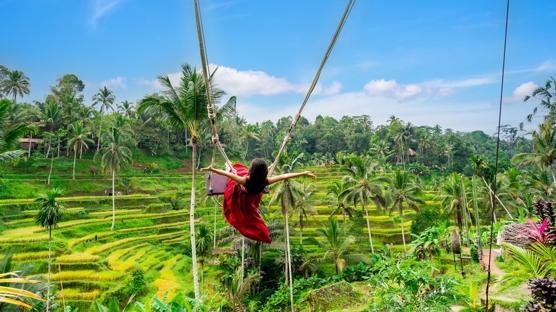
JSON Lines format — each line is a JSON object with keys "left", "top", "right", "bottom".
{"left": 1, "top": 0, "right": 555, "bottom": 132}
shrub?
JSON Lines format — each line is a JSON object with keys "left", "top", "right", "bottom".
{"left": 410, "top": 207, "right": 447, "bottom": 235}
{"left": 144, "top": 162, "right": 160, "bottom": 174}
{"left": 523, "top": 278, "right": 556, "bottom": 311}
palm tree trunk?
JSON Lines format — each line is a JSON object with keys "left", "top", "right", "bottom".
{"left": 97, "top": 126, "right": 102, "bottom": 152}
{"left": 399, "top": 202, "right": 407, "bottom": 255}
{"left": 46, "top": 138, "right": 51, "bottom": 158}
{"left": 72, "top": 149, "right": 77, "bottom": 180}
{"left": 27, "top": 132, "right": 32, "bottom": 158}
{"left": 363, "top": 203, "right": 375, "bottom": 254}
{"left": 47, "top": 153, "right": 54, "bottom": 185}
{"left": 472, "top": 176, "right": 482, "bottom": 260}
{"left": 190, "top": 143, "right": 200, "bottom": 301}
{"left": 80, "top": 144, "right": 83, "bottom": 159}
{"left": 241, "top": 237, "right": 245, "bottom": 281}
{"left": 213, "top": 200, "right": 217, "bottom": 250}
{"left": 111, "top": 169, "right": 116, "bottom": 231}
{"left": 47, "top": 227, "right": 52, "bottom": 312}
{"left": 244, "top": 142, "right": 249, "bottom": 160}
{"left": 57, "top": 139, "right": 60, "bottom": 158}
{"left": 284, "top": 209, "right": 295, "bottom": 312}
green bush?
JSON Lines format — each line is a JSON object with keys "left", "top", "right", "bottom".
{"left": 410, "top": 207, "right": 447, "bottom": 235}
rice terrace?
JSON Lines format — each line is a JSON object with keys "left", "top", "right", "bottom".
{"left": 1, "top": 0, "right": 556, "bottom": 311}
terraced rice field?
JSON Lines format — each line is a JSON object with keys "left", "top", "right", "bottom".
{"left": 0, "top": 166, "right": 439, "bottom": 308}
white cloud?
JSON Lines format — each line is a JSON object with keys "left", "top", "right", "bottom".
{"left": 535, "top": 60, "right": 556, "bottom": 72}
{"left": 363, "top": 79, "right": 423, "bottom": 100}
{"left": 138, "top": 64, "right": 343, "bottom": 97}
{"left": 512, "top": 81, "right": 538, "bottom": 100}
{"left": 90, "top": 0, "right": 122, "bottom": 26}
{"left": 363, "top": 76, "right": 496, "bottom": 101}
{"left": 238, "top": 91, "right": 507, "bottom": 132}
{"left": 211, "top": 64, "right": 303, "bottom": 96}
{"left": 101, "top": 76, "right": 127, "bottom": 90}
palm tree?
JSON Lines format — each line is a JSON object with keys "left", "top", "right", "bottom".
{"left": 0, "top": 70, "right": 30, "bottom": 103}
{"left": 239, "top": 124, "right": 260, "bottom": 160}
{"left": 67, "top": 121, "right": 94, "bottom": 180}
{"left": 292, "top": 182, "right": 315, "bottom": 246}
{"left": 118, "top": 100, "right": 135, "bottom": 118}
{"left": 525, "top": 77, "right": 556, "bottom": 122}
{"left": 0, "top": 99, "right": 26, "bottom": 162}
{"left": 92, "top": 86, "right": 115, "bottom": 151}
{"left": 387, "top": 170, "right": 424, "bottom": 253}
{"left": 138, "top": 64, "right": 225, "bottom": 301}
{"left": 513, "top": 118, "right": 556, "bottom": 182}
{"left": 327, "top": 181, "right": 354, "bottom": 222}
{"left": 270, "top": 153, "right": 305, "bottom": 312}
{"left": 35, "top": 188, "right": 64, "bottom": 312}
{"left": 195, "top": 223, "right": 214, "bottom": 289}
{"left": 342, "top": 156, "right": 385, "bottom": 253}
{"left": 313, "top": 217, "right": 354, "bottom": 274}
{"left": 98, "top": 127, "right": 132, "bottom": 231}
{"left": 440, "top": 173, "right": 466, "bottom": 247}
{"left": 39, "top": 100, "right": 62, "bottom": 158}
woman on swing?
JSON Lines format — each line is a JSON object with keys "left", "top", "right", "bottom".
{"left": 202, "top": 159, "right": 315, "bottom": 244}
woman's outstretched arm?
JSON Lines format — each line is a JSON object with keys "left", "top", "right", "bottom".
{"left": 201, "top": 166, "right": 247, "bottom": 186}
{"left": 267, "top": 171, "right": 315, "bottom": 185}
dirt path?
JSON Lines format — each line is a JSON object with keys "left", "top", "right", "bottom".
{"left": 481, "top": 249, "right": 504, "bottom": 276}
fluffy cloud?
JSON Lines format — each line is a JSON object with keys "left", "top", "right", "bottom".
{"left": 363, "top": 76, "right": 495, "bottom": 101}
{"left": 238, "top": 91, "right": 509, "bottom": 132}
{"left": 139, "top": 64, "right": 342, "bottom": 97}
{"left": 512, "top": 81, "right": 538, "bottom": 100}
{"left": 101, "top": 76, "right": 127, "bottom": 90}
{"left": 211, "top": 65, "right": 303, "bottom": 96}
{"left": 364, "top": 79, "right": 423, "bottom": 100}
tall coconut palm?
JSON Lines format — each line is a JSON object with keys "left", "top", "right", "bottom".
{"left": 118, "top": 100, "right": 135, "bottom": 118}
{"left": 239, "top": 124, "right": 260, "bottom": 160}
{"left": 513, "top": 117, "right": 556, "bottom": 182}
{"left": 270, "top": 153, "right": 305, "bottom": 312}
{"left": 327, "top": 181, "right": 355, "bottom": 223}
{"left": 35, "top": 188, "right": 64, "bottom": 312}
{"left": 67, "top": 121, "right": 94, "bottom": 180}
{"left": 342, "top": 156, "right": 385, "bottom": 254}
{"left": 98, "top": 127, "right": 132, "bottom": 231}
{"left": 291, "top": 182, "right": 315, "bottom": 246}
{"left": 439, "top": 173, "right": 466, "bottom": 248}
{"left": 0, "top": 99, "right": 26, "bottom": 162}
{"left": 387, "top": 170, "right": 424, "bottom": 253}
{"left": 138, "top": 64, "right": 226, "bottom": 301}
{"left": 0, "top": 70, "right": 30, "bottom": 103}
{"left": 313, "top": 217, "right": 354, "bottom": 274}
{"left": 195, "top": 223, "right": 214, "bottom": 289}
{"left": 92, "top": 86, "right": 115, "bottom": 152}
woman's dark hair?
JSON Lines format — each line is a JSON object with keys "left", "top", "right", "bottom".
{"left": 245, "top": 158, "right": 268, "bottom": 194}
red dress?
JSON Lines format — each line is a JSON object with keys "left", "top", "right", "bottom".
{"left": 223, "top": 164, "right": 272, "bottom": 244}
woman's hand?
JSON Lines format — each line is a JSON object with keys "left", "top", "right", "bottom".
{"left": 304, "top": 171, "right": 316, "bottom": 179}
{"left": 200, "top": 166, "right": 214, "bottom": 172}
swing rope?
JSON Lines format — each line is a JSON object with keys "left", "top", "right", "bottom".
{"left": 193, "top": 0, "right": 233, "bottom": 169}
{"left": 485, "top": 0, "right": 510, "bottom": 308}
{"left": 193, "top": 0, "right": 355, "bottom": 173}
{"left": 268, "top": 0, "right": 355, "bottom": 175}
